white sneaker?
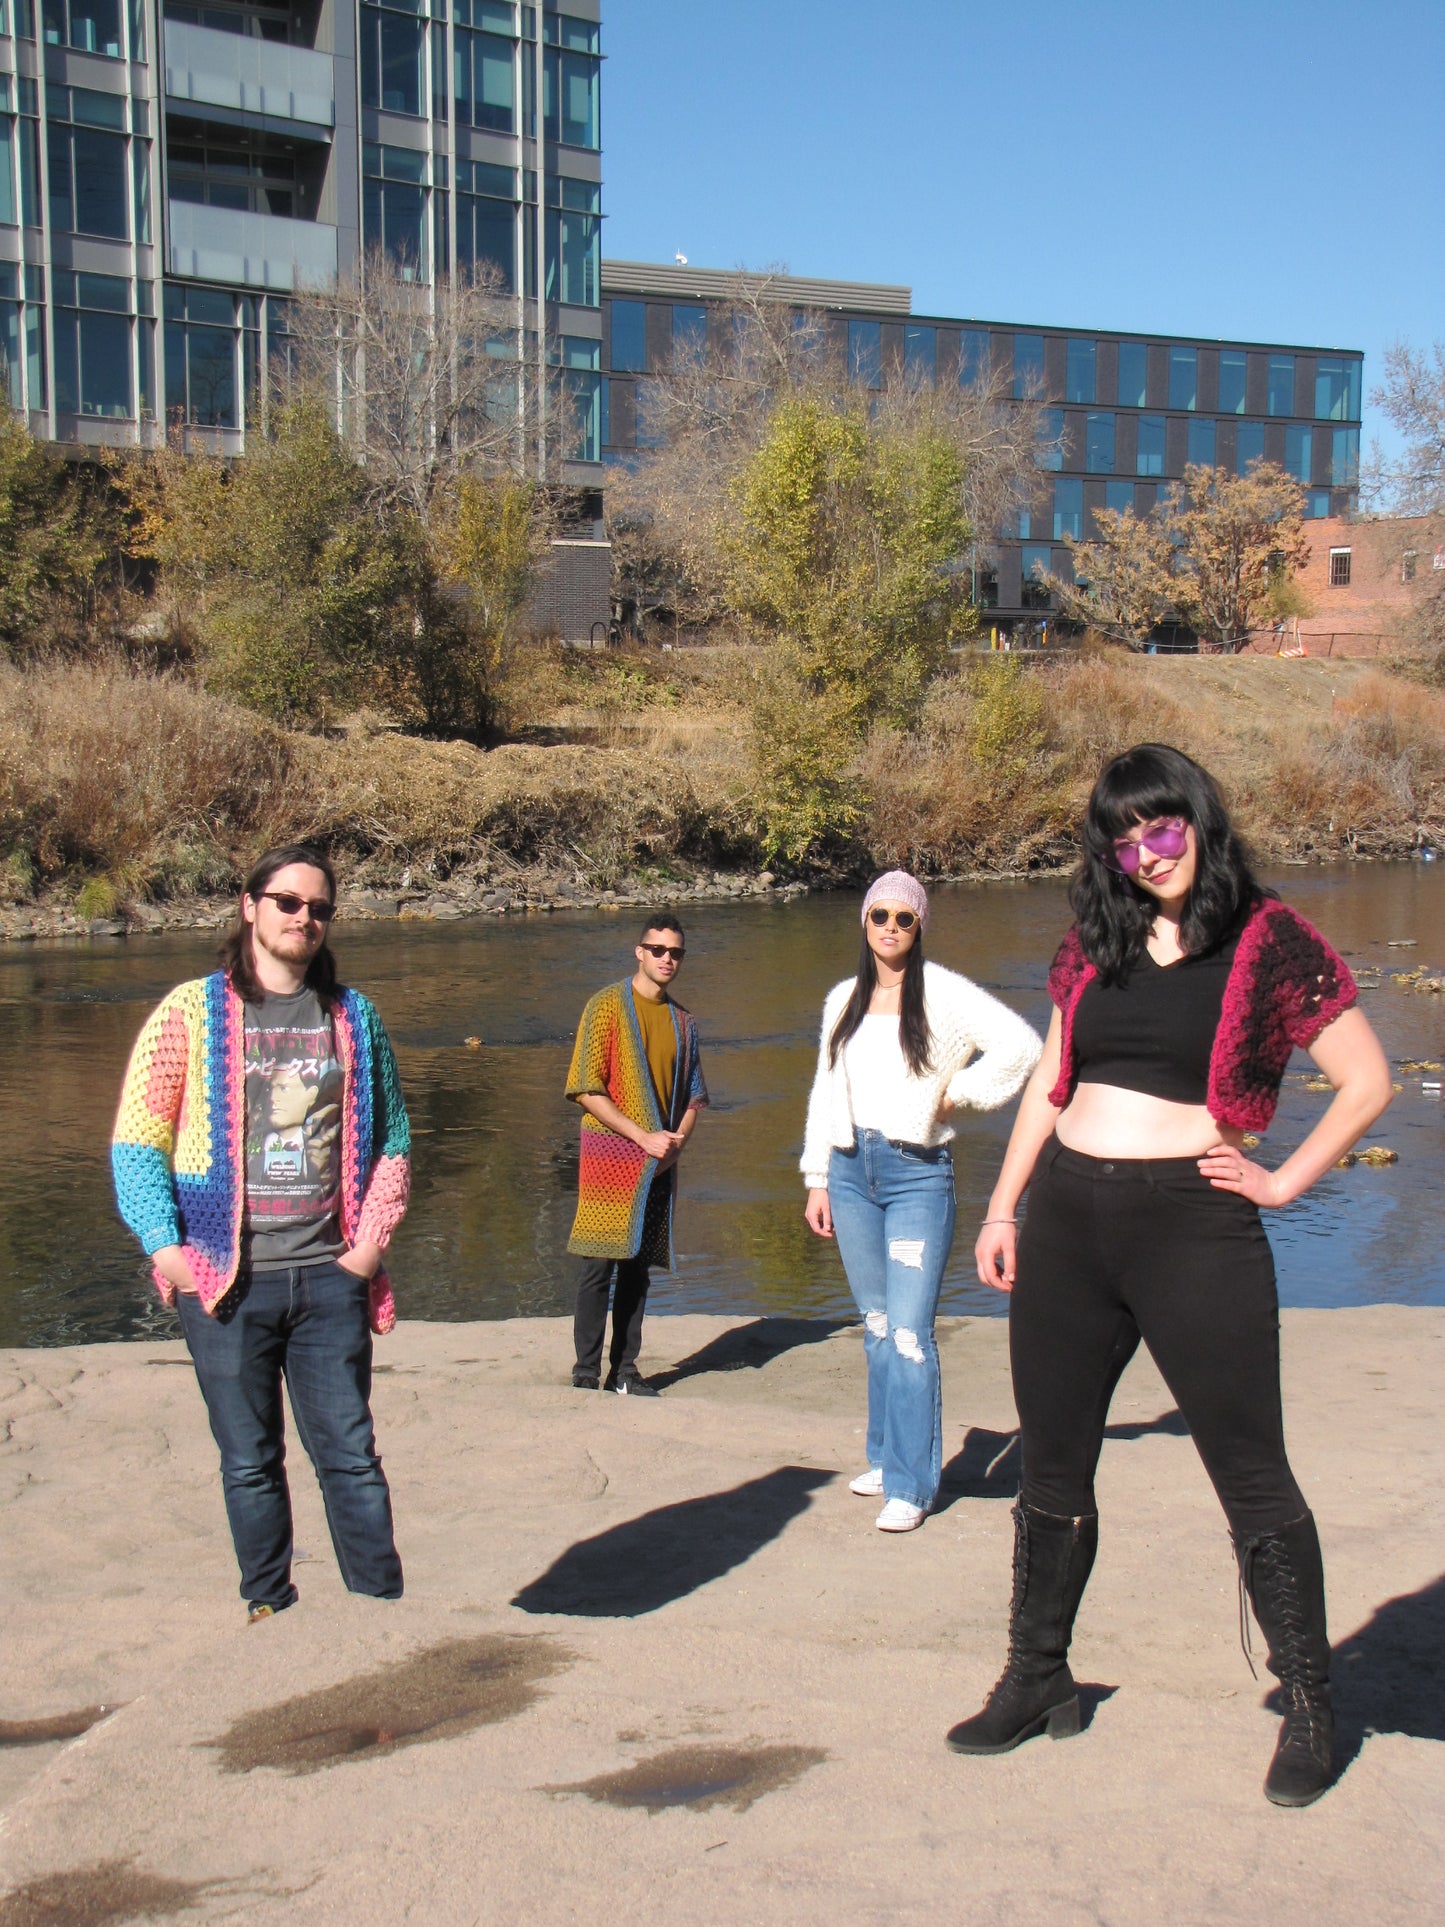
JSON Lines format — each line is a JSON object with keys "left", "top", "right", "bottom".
{"left": 876, "top": 1498, "right": 926, "bottom": 1532}
{"left": 848, "top": 1467, "right": 884, "bottom": 1497}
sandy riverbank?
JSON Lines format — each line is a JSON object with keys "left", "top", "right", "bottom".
{"left": 1, "top": 1308, "right": 1441, "bottom": 1925}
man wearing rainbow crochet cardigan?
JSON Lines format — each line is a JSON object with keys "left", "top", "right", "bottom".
{"left": 112, "top": 843, "right": 411, "bottom": 1623}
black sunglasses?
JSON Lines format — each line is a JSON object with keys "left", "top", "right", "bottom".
{"left": 867, "top": 907, "right": 918, "bottom": 930}
{"left": 641, "top": 943, "right": 685, "bottom": 961}
{"left": 259, "top": 890, "right": 335, "bottom": 923}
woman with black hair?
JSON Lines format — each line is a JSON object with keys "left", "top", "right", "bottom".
{"left": 948, "top": 745, "right": 1393, "bottom": 1807}
{"left": 802, "top": 870, "right": 1041, "bottom": 1532}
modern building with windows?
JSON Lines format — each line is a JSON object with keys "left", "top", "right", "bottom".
{"left": 0, "top": 0, "right": 606, "bottom": 507}
{"left": 600, "top": 261, "right": 1364, "bottom": 636}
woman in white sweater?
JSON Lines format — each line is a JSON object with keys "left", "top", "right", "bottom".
{"left": 803, "top": 871, "right": 1042, "bottom": 1531}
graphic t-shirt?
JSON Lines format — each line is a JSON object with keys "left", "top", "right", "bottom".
{"left": 631, "top": 989, "right": 678, "bottom": 1120}
{"left": 242, "top": 986, "right": 346, "bottom": 1269}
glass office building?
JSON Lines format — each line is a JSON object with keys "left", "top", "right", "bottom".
{"left": 0, "top": 0, "right": 604, "bottom": 488}
{"left": 599, "top": 262, "right": 1364, "bottom": 634}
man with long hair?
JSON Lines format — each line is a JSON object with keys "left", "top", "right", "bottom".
{"left": 565, "top": 914, "right": 708, "bottom": 1393}
{"left": 112, "top": 843, "right": 412, "bottom": 1621}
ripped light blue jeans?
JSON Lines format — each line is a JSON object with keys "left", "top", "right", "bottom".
{"left": 827, "top": 1128, "right": 955, "bottom": 1509}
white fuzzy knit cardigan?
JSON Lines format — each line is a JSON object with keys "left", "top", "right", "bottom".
{"left": 800, "top": 961, "right": 1042, "bottom": 1187}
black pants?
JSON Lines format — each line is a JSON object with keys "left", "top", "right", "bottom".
{"left": 1010, "top": 1138, "right": 1307, "bottom": 1539}
{"left": 573, "top": 1255, "right": 650, "bottom": 1380}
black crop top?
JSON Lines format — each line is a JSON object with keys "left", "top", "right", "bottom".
{"left": 1071, "top": 935, "right": 1240, "bottom": 1105}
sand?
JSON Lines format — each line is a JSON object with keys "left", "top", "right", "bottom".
{"left": 1, "top": 1307, "right": 1441, "bottom": 1925}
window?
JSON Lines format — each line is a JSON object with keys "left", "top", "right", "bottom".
{"left": 167, "top": 133, "right": 297, "bottom": 217}
{"left": 1284, "top": 424, "right": 1312, "bottom": 482}
{"left": 1331, "top": 426, "right": 1359, "bottom": 488}
{"left": 1020, "top": 543, "right": 1052, "bottom": 606}
{"left": 671, "top": 303, "right": 706, "bottom": 357}
{"left": 1104, "top": 480, "right": 1135, "bottom": 515}
{"left": 1168, "top": 346, "right": 1197, "bottom": 412}
{"left": 1137, "top": 414, "right": 1165, "bottom": 476}
{"left": 1012, "top": 332, "right": 1044, "bottom": 398}
{"left": 1187, "top": 418, "right": 1215, "bottom": 467}
{"left": 1402, "top": 551, "right": 1417, "bottom": 584}
{"left": 1315, "top": 357, "right": 1360, "bottom": 423}
{"left": 41, "top": 0, "right": 122, "bottom": 56}
{"left": 1035, "top": 406, "right": 1063, "bottom": 471}
{"left": 1117, "top": 340, "right": 1147, "bottom": 407}
{"left": 0, "top": 114, "right": 15, "bottom": 227}
{"left": 848, "top": 318, "right": 880, "bottom": 388}
{"left": 1218, "top": 350, "right": 1247, "bottom": 415}
{"left": 546, "top": 177, "right": 599, "bottom": 306}
{"left": 0, "top": 258, "right": 43, "bottom": 411}
{"left": 164, "top": 283, "right": 239, "bottom": 428}
{"left": 360, "top": 2, "right": 425, "bottom": 118}
{"left": 455, "top": 24, "right": 515, "bottom": 130}
{"left": 1304, "top": 490, "right": 1330, "bottom": 519}
{"left": 556, "top": 335, "right": 600, "bottom": 461}
{"left": 904, "top": 324, "right": 935, "bottom": 384}
{"left": 1085, "top": 412, "right": 1114, "bottom": 473}
{"left": 1328, "top": 548, "right": 1352, "bottom": 588}
{"left": 633, "top": 376, "right": 664, "bottom": 449}
{"left": 1008, "top": 507, "right": 1032, "bottom": 540}
{"left": 456, "top": 160, "right": 515, "bottom": 290}
{"left": 1268, "top": 354, "right": 1295, "bottom": 417}
{"left": 1236, "top": 421, "right": 1264, "bottom": 472}
{"left": 362, "top": 142, "right": 428, "bottom": 280}
{"left": 610, "top": 298, "right": 645, "bottom": 373}
{"left": 544, "top": 39, "right": 600, "bottom": 148}
{"left": 958, "top": 327, "right": 987, "bottom": 388}
{"left": 457, "top": 0, "right": 515, "bottom": 26}
{"left": 1066, "top": 338, "right": 1095, "bottom": 404}
{"left": 1053, "top": 477, "right": 1083, "bottom": 541}
{"left": 53, "top": 269, "right": 131, "bottom": 418}
{"left": 46, "top": 87, "right": 128, "bottom": 239}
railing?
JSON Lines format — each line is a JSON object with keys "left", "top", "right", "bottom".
{"left": 163, "top": 21, "right": 334, "bottom": 129}
{"left": 167, "top": 201, "right": 337, "bottom": 293}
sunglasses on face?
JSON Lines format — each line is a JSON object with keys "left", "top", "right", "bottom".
{"left": 259, "top": 890, "right": 335, "bottom": 923}
{"left": 1104, "top": 816, "right": 1189, "bottom": 875}
{"left": 867, "top": 907, "right": 918, "bottom": 930}
{"left": 641, "top": 943, "right": 685, "bottom": 962}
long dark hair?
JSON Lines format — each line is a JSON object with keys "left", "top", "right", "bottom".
{"left": 828, "top": 925, "right": 933, "bottom": 1078}
{"left": 219, "top": 842, "right": 339, "bottom": 1008}
{"left": 1071, "top": 743, "right": 1267, "bottom": 984}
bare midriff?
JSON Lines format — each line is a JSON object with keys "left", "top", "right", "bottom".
{"left": 1055, "top": 1082, "right": 1246, "bottom": 1160}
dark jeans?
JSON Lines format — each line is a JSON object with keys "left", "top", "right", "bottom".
{"left": 573, "top": 1255, "right": 650, "bottom": 1380}
{"left": 1010, "top": 1139, "right": 1307, "bottom": 1538}
{"left": 177, "top": 1260, "right": 402, "bottom": 1610}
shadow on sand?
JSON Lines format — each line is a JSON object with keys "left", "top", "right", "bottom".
{"left": 1329, "top": 1570, "right": 1445, "bottom": 1774}
{"left": 511, "top": 1466, "right": 835, "bottom": 1618}
{"left": 647, "top": 1318, "right": 851, "bottom": 1392}
{"left": 932, "top": 1409, "right": 1190, "bottom": 1516}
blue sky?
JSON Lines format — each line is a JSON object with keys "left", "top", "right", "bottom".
{"left": 600, "top": 0, "right": 1445, "bottom": 460}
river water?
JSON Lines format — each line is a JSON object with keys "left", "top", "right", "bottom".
{"left": 3, "top": 867, "right": 1443, "bottom": 1349}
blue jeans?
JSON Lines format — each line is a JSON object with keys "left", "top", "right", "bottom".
{"left": 827, "top": 1129, "right": 956, "bottom": 1509}
{"left": 177, "top": 1261, "right": 402, "bottom": 1610}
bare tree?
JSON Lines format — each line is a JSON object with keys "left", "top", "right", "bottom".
{"left": 1363, "top": 340, "right": 1445, "bottom": 515}
{"left": 271, "top": 252, "right": 577, "bottom": 523}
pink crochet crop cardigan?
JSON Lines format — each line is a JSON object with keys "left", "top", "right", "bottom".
{"left": 1046, "top": 899, "right": 1358, "bottom": 1132}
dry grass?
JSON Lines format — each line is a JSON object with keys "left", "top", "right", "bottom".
{"left": 4, "top": 650, "right": 1444, "bottom": 907}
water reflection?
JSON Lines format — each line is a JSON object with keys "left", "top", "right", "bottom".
{"left": 2, "top": 868, "right": 1442, "bottom": 1347}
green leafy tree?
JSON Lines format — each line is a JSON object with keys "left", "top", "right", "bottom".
{"left": 725, "top": 396, "right": 971, "bottom": 861}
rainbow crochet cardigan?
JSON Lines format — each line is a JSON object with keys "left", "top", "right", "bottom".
{"left": 565, "top": 981, "right": 707, "bottom": 1265}
{"left": 1046, "top": 899, "right": 1357, "bottom": 1131}
{"left": 112, "top": 972, "right": 411, "bottom": 1333}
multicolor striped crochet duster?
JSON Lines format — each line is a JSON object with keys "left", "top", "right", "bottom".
{"left": 565, "top": 981, "right": 707, "bottom": 1265}
{"left": 112, "top": 972, "right": 411, "bottom": 1334}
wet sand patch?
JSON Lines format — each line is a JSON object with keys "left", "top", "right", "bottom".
{"left": 544, "top": 1742, "right": 827, "bottom": 1815}
{"left": 0, "top": 1709, "right": 118, "bottom": 1749}
{"left": 0, "top": 1859, "right": 216, "bottom": 1925}
{"left": 207, "top": 1634, "right": 572, "bottom": 1776}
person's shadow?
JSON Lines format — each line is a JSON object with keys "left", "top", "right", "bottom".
{"left": 647, "top": 1318, "right": 851, "bottom": 1392}
{"left": 1326, "top": 1571, "right": 1445, "bottom": 1772}
{"left": 511, "top": 1466, "right": 835, "bottom": 1618}
{"left": 932, "top": 1410, "right": 1190, "bottom": 1517}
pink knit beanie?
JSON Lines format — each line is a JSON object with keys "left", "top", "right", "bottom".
{"left": 861, "top": 870, "right": 929, "bottom": 931}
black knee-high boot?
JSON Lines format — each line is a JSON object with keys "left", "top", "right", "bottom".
{"left": 1235, "top": 1509, "right": 1334, "bottom": 1807}
{"left": 946, "top": 1503, "right": 1098, "bottom": 1755}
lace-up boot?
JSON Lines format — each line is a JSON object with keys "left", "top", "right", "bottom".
{"left": 946, "top": 1503, "right": 1098, "bottom": 1755}
{"left": 1235, "top": 1510, "right": 1334, "bottom": 1807}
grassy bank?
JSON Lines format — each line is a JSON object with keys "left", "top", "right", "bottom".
{"left": 3, "top": 649, "right": 1443, "bottom": 933}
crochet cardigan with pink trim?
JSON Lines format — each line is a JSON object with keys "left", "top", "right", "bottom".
{"left": 112, "top": 972, "right": 411, "bottom": 1333}
{"left": 1046, "top": 900, "right": 1358, "bottom": 1131}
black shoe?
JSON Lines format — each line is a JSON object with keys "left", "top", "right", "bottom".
{"left": 572, "top": 1372, "right": 600, "bottom": 1390}
{"left": 1234, "top": 1511, "right": 1335, "bottom": 1807}
{"left": 606, "top": 1372, "right": 659, "bottom": 1397}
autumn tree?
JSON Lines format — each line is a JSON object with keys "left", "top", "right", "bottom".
{"left": 0, "top": 417, "right": 114, "bottom": 656}
{"left": 1047, "top": 504, "right": 1175, "bottom": 649}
